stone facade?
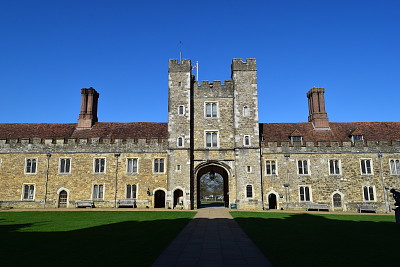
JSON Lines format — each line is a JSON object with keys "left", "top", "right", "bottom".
{"left": 0, "top": 58, "right": 399, "bottom": 212}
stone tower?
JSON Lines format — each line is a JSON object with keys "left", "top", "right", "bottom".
{"left": 167, "top": 59, "right": 193, "bottom": 209}
{"left": 231, "top": 59, "right": 262, "bottom": 209}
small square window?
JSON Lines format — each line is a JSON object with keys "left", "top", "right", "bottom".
{"left": 178, "top": 105, "right": 185, "bottom": 115}
{"left": 244, "top": 135, "right": 251, "bottom": 146}
{"left": 243, "top": 106, "right": 250, "bottom": 117}
{"left": 176, "top": 165, "right": 181, "bottom": 171}
{"left": 351, "top": 135, "right": 364, "bottom": 143}
{"left": 291, "top": 136, "right": 302, "bottom": 143}
{"left": 246, "top": 166, "right": 252, "bottom": 173}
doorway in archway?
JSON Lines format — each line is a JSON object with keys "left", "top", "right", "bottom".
{"left": 154, "top": 190, "right": 166, "bottom": 208}
{"left": 58, "top": 190, "right": 68, "bottom": 208}
{"left": 196, "top": 163, "right": 229, "bottom": 208}
{"left": 173, "top": 189, "right": 183, "bottom": 209}
{"left": 268, "top": 193, "right": 277, "bottom": 209}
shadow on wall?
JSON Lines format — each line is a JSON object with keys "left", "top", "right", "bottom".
{"left": 232, "top": 213, "right": 399, "bottom": 267}
{"left": 0, "top": 217, "right": 192, "bottom": 267}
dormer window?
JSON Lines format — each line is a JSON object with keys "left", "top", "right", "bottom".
{"left": 351, "top": 135, "right": 364, "bottom": 143}
{"left": 291, "top": 136, "right": 302, "bottom": 143}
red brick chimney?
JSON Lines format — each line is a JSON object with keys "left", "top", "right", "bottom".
{"left": 77, "top": 87, "right": 99, "bottom": 129}
{"left": 307, "top": 87, "right": 329, "bottom": 129}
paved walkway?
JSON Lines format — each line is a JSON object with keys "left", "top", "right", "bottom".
{"left": 152, "top": 207, "right": 273, "bottom": 267}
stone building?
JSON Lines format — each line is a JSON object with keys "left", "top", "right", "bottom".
{"left": 0, "top": 58, "right": 399, "bottom": 212}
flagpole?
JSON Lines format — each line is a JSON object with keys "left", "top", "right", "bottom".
{"left": 179, "top": 41, "right": 182, "bottom": 62}
{"left": 196, "top": 61, "right": 199, "bottom": 81}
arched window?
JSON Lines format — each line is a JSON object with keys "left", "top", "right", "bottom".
{"left": 333, "top": 193, "right": 342, "bottom": 207}
{"left": 177, "top": 137, "right": 184, "bottom": 147}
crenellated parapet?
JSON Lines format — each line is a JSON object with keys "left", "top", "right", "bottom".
{"left": 262, "top": 140, "right": 400, "bottom": 154}
{"left": 168, "top": 59, "right": 192, "bottom": 72}
{"left": 231, "top": 58, "right": 256, "bottom": 71}
{"left": 0, "top": 137, "right": 168, "bottom": 153}
{"left": 194, "top": 80, "right": 233, "bottom": 98}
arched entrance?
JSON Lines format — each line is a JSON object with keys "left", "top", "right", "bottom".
{"left": 268, "top": 193, "right": 277, "bottom": 209}
{"left": 173, "top": 189, "right": 183, "bottom": 209}
{"left": 195, "top": 162, "right": 230, "bottom": 208}
{"left": 154, "top": 190, "right": 166, "bottom": 208}
{"left": 333, "top": 193, "right": 342, "bottom": 209}
{"left": 58, "top": 190, "right": 68, "bottom": 208}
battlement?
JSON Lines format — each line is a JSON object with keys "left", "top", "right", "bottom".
{"left": 231, "top": 58, "right": 256, "bottom": 71}
{"left": 195, "top": 80, "right": 234, "bottom": 98}
{"left": 169, "top": 59, "right": 191, "bottom": 72}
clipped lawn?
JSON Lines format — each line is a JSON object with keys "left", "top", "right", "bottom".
{"left": 0, "top": 211, "right": 195, "bottom": 266}
{"left": 231, "top": 212, "right": 399, "bottom": 267}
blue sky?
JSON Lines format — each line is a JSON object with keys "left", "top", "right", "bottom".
{"left": 1, "top": 0, "right": 399, "bottom": 124}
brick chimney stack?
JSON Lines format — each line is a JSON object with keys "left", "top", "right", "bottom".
{"left": 77, "top": 87, "right": 99, "bottom": 129}
{"left": 307, "top": 87, "right": 329, "bottom": 129}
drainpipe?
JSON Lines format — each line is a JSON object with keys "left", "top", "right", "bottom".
{"left": 43, "top": 153, "right": 51, "bottom": 209}
{"left": 259, "top": 139, "right": 265, "bottom": 210}
{"left": 284, "top": 153, "right": 290, "bottom": 209}
{"left": 114, "top": 153, "right": 120, "bottom": 208}
{"left": 378, "top": 152, "right": 389, "bottom": 213}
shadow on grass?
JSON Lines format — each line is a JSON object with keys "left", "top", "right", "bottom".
{"left": 233, "top": 213, "right": 399, "bottom": 267}
{"left": 0, "top": 218, "right": 192, "bottom": 267}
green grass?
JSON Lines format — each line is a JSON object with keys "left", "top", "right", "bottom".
{"left": 0, "top": 211, "right": 195, "bottom": 267}
{"left": 231, "top": 212, "right": 399, "bottom": 267}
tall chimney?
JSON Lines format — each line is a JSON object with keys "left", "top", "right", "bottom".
{"left": 77, "top": 87, "right": 99, "bottom": 129}
{"left": 307, "top": 87, "right": 329, "bottom": 129}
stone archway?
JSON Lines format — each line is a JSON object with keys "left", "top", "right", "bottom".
{"left": 173, "top": 189, "right": 184, "bottom": 209}
{"left": 154, "top": 190, "right": 166, "bottom": 208}
{"left": 195, "top": 162, "right": 230, "bottom": 208}
{"left": 268, "top": 193, "right": 277, "bottom": 209}
{"left": 58, "top": 190, "right": 68, "bottom": 208}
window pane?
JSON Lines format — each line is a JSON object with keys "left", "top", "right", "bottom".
{"left": 363, "top": 186, "right": 369, "bottom": 200}
{"left": 154, "top": 159, "right": 159, "bottom": 172}
{"left": 300, "top": 187, "right": 304, "bottom": 201}
{"left": 369, "top": 187, "right": 374, "bottom": 201}
{"left": 127, "top": 185, "right": 131, "bottom": 198}
{"left": 303, "top": 161, "right": 308, "bottom": 175}
{"left": 206, "top": 133, "right": 211, "bottom": 147}
{"left": 305, "top": 187, "right": 310, "bottom": 201}
{"left": 99, "top": 185, "right": 103, "bottom": 199}
{"left": 271, "top": 161, "right": 276, "bottom": 174}
{"left": 361, "top": 160, "right": 366, "bottom": 174}
{"left": 132, "top": 185, "right": 137, "bottom": 198}
{"left": 206, "top": 103, "right": 211, "bottom": 117}
{"left": 266, "top": 161, "right": 271, "bottom": 174}
{"left": 212, "top": 103, "right": 217, "bottom": 117}
{"left": 159, "top": 159, "right": 164, "bottom": 172}
{"left": 66, "top": 159, "right": 70, "bottom": 173}
{"left": 396, "top": 160, "right": 400, "bottom": 174}
{"left": 298, "top": 161, "right": 302, "bottom": 174}
{"left": 93, "top": 185, "right": 98, "bottom": 199}
{"left": 212, "top": 133, "right": 217, "bottom": 147}
{"left": 24, "top": 185, "right": 29, "bottom": 199}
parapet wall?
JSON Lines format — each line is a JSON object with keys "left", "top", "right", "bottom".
{"left": 169, "top": 59, "right": 191, "bottom": 72}
{"left": 262, "top": 140, "right": 400, "bottom": 153}
{"left": 231, "top": 58, "right": 256, "bottom": 71}
{"left": 0, "top": 137, "right": 168, "bottom": 153}
{"left": 194, "top": 80, "right": 234, "bottom": 98}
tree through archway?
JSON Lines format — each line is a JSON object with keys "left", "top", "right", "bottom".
{"left": 196, "top": 163, "right": 229, "bottom": 208}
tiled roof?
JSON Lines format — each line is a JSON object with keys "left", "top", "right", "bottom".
{"left": 0, "top": 122, "right": 168, "bottom": 140}
{"left": 260, "top": 122, "right": 400, "bottom": 143}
